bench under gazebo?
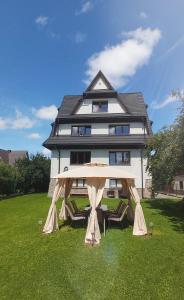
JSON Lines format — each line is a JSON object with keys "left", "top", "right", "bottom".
{"left": 43, "top": 163, "right": 147, "bottom": 245}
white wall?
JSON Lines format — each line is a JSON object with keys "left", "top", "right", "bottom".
{"left": 50, "top": 148, "right": 151, "bottom": 189}
{"left": 57, "top": 124, "right": 71, "bottom": 135}
{"left": 92, "top": 78, "right": 108, "bottom": 90}
{"left": 76, "top": 98, "right": 125, "bottom": 114}
{"left": 130, "top": 122, "right": 147, "bottom": 134}
{"left": 50, "top": 150, "right": 60, "bottom": 178}
{"left": 57, "top": 122, "right": 146, "bottom": 135}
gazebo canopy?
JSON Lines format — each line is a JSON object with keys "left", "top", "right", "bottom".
{"left": 55, "top": 163, "right": 135, "bottom": 179}
{"left": 43, "top": 163, "right": 147, "bottom": 245}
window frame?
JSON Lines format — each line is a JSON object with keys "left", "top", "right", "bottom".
{"left": 179, "top": 181, "right": 183, "bottom": 190}
{"left": 109, "top": 179, "right": 118, "bottom": 188}
{"left": 92, "top": 101, "right": 108, "bottom": 113}
{"left": 70, "top": 151, "right": 91, "bottom": 165}
{"left": 74, "top": 178, "right": 86, "bottom": 188}
{"left": 109, "top": 124, "right": 130, "bottom": 136}
{"left": 109, "top": 151, "right": 131, "bottom": 165}
{"left": 71, "top": 125, "right": 91, "bottom": 136}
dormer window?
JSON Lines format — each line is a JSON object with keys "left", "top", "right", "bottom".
{"left": 109, "top": 125, "right": 130, "bottom": 136}
{"left": 92, "top": 101, "right": 108, "bottom": 113}
{"left": 71, "top": 126, "right": 91, "bottom": 136}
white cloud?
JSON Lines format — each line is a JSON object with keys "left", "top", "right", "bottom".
{"left": 76, "top": 1, "right": 93, "bottom": 15}
{"left": 0, "top": 117, "right": 7, "bottom": 129}
{"left": 27, "top": 133, "right": 41, "bottom": 139}
{"left": 35, "top": 15, "right": 48, "bottom": 27}
{"left": 42, "top": 148, "right": 51, "bottom": 157}
{"left": 151, "top": 92, "right": 182, "bottom": 109}
{"left": 140, "top": 11, "right": 148, "bottom": 19}
{"left": 85, "top": 27, "right": 161, "bottom": 88}
{"left": 12, "top": 110, "right": 35, "bottom": 129}
{"left": 75, "top": 32, "right": 87, "bottom": 43}
{"left": 32, "top": 105, "right": 58, "bottom": 120}
{"left": 0, "top": 110, "right": 36, "bottom": 130}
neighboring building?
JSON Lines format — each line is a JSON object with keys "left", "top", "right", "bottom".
{"left": 0, "top": 149, "right": 28, "bottom": 165}
{"left": 173, "top": 175, "right": 184, "bottom": 195}
{"left": 43, "top": 71, "right": 152, "bottom": 198}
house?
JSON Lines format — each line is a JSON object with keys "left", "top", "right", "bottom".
{"left": 173, "top": 174, "right": 184, "bottom": 195}
{"left": 0, "top": 149, "right": 28, "bottom": 165}
{"left": 43, "top": 71, "right": 152, "bottom": 198}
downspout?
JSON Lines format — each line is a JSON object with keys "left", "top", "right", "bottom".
{"left": 141, "top": 118, "right": 146, "bottom": 199}
{"left": 141, "top": 149, "right": 144, "bottom": 199}
{"left": 58, "top": 150, "right": 61, "bottom": 174}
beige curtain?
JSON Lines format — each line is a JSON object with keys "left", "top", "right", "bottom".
{"left": 85, "top": 178, "right": 106, "bottom": 245}
{"left": 121, "top": 179, "right": 134, "bottom": 223}
{"left": 59, "top": 178, "right": 73, "bottom": 221}
{"left": 43, "top": 179, "right": 65, "bottom": 234}
{"left": 126, "top": 179, "right": 147, "bottom": 236}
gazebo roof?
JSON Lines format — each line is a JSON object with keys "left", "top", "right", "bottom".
{"left": 54, "top": 163, "right": 135, "bottom": 179}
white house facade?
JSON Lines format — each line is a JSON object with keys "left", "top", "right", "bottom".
{"left": 43, "top": 71, "right": 152, "bottom": 198}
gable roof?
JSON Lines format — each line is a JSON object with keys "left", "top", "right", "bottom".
{"left": 57, "top": 92, "right": 146, "bottom": 118}
{"left": 85, "top": 71, "right": 114, "bottom": 92}
{"left": 50, "top": 71, "right": 152, "bottom": 135}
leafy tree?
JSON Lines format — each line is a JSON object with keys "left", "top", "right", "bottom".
{"left": 0, "top": 162, "right": 18, "bottom": 195}
{"left": 29, "top": 154, "right": 50, "bottom": 192}
{"left": 147, "top": 92, "right": 184, "bottom": 193}
{"left": 16, "top": 153, "right": 50, "bottom": 193}
{"left": 147, "top": 127, "right": 178, "bottom": 192}
{"left": 16, "top": 156, "right": 31, "bottom": 193}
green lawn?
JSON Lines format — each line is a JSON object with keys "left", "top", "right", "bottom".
{"left": 0, "top": 194, "right": 184, "bottom": 300}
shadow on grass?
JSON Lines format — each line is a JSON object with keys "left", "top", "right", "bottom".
{"left": 146, "top": 198, "right": 184, "bottom": 232}
{"left": 59, "top": 217, "right": 130, "bottom": 233}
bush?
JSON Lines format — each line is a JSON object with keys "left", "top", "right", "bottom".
{"left": 16, "top": 153, "right": 50, "bottom": 193}
{"left": 0, "top": 162, "right": 18, "bottom": 195}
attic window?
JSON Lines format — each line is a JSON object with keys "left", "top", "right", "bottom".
{"left": 92, "top": 101, "right": 108, "bottom": 113}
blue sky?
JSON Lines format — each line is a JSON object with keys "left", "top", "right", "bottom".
{"left": 0, "top": 0, "right": 184, "bottom": 155}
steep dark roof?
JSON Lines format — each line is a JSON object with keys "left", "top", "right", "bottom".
{"left": 85, "top": 70, "right": 114, "bottom": 92}
{"left": 57, "top": 95, "right": 82, "bottom": 116}
{"left": 57, "top": 92, "right": 148, "bottom": 118}
{"left": 43, "top": 72, "right": 153, "bottom": 149}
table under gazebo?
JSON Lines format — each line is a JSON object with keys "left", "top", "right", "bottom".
{"left": 43, "top": 163, "right": 147, "bottom": 245}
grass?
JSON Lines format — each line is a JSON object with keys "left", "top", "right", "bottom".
{"left": 0, "top": 194, "right": 184, "bottom": 300}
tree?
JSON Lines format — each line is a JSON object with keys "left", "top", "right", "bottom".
{"left": 147, "top": 127, "right": 179, "bottom": 192}
{"left": 147, "top": 91, "right": 184, "bottom": 193}
{"left": 16, "top": 156, "right": 32, "bottom": 193}
{"left": 29, "top": 154, "right": 50, "bottom": 192}
{"left": 0, "top": 162, "right": 18, "bottom": 195}
{"left": 16, "top": 153, "right": 50, "bottom": 193}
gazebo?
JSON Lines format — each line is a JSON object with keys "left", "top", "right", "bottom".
{"left": 43, "top": 163, "right": 147, "bottom": 245}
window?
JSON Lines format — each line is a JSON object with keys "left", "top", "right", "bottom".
{"left": 109, "top": 179, "right": 117, "bottom": 188}
{"left": 71, "top": 126, "right": 91, "bottom": 136}
{"left": 109, "top": 125, "right": 129, "bottom": 136}
{"left": 55, "top": 125, "right": 60, "bottom": 136}
{"left": 109, "top": 151, "right": 130, "bottom": 165}
{"left": 180, "top": 181, "right": 183, "bottom": 190}
{"left": 92, "top": 101, "right": 108, "bottom": 113}
{"left": 73, "top": 179, "right": 86, "bottom": 187}
{"left": 70, "top": 151, "right": 91, "bottom": 164}
{"left": 109, "top": 179, "right": 121, "bottom": 188}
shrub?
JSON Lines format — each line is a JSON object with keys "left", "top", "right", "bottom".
{"left": 0, "top": 162, "right": 18, "bottom": 195}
